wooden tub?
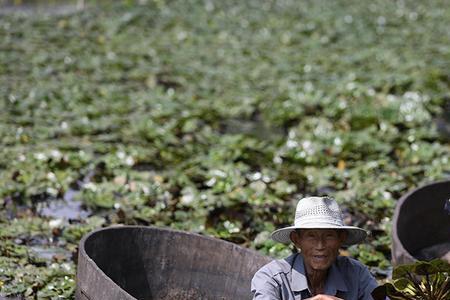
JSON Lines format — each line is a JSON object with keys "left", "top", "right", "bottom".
{"left": 75, "top": 226, "right": 271, "bottom": 300}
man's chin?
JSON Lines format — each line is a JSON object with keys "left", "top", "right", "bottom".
{"left": 310, "top": 261, "right": 332, "bottom": 271}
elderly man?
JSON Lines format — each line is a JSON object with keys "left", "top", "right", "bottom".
{"left": 251, "top": 196, "right": 378, "bottom": 299}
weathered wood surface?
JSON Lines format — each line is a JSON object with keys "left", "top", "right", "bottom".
{"left": 76, "top": 226, "right": 271, "bottom": 300}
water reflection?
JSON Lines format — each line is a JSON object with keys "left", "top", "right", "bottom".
{"left": 39, "top": 188, "right": 90, "bottom": 220}
{"left": 220, "top": 118, "right": 285, "bottom": 141}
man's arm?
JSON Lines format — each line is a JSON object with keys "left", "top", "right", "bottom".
{"left": 251, "top": 266, "right": 282, "bottom": 300}
{"left": 358, "top": 264, "right": 379, "bottom": 300}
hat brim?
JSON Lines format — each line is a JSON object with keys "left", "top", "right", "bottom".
{"left": 271, "top": 225, "right": 368, "bottom": 247}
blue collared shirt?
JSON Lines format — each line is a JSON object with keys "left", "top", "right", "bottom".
{"left": 251, "top": 253, "right": 378, "bottom": 299}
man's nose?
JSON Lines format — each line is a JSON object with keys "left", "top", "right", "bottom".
{"left": 315, "top": 237, "right": 326, "bottom": 249}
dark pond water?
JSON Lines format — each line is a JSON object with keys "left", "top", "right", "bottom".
{"left": 0, "top": 0, "right": 85, "bottom": 15}
{"left": 39, "top": 188, "right": 90, "bottom": 220}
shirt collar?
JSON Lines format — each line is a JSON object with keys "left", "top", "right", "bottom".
{"left": 291, "top": 254, "right": 309, "bottom": 292}
{"left": 290, "top": 254, "right": 348, "bottom": 295}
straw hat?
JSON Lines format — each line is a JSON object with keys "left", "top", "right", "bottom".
{"left": 271, "top": 196, "right": 368, "bottom": 247}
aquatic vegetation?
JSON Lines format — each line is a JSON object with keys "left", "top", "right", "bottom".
{"left": 372, "top": 259, "right": 450, "bottom": 300}
{"left": 1, "top": 0, "right": 450, "bottom": 298}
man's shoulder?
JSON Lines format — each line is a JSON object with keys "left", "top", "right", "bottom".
{"left": 254, "top": 253, "right": 298, "bottom": 277}
{"left": 336, "top": 255, "right": 369, "bottom": 270}
{"left": 336, "top": 255, "right": 378, "bottom": 295}
{"left": 335, "top": 255, "right": 375, "bottom": 281}
{"left": 251, "top": 253, "right": 298, "bottom": 290}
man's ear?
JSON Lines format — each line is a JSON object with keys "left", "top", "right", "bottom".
{"left": 338, "top": 230, "right": 348, "bottom": 244}
{"left": 290, "top": 230, "right": 300, "bottom": 245}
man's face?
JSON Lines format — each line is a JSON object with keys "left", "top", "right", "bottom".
{"left": 291, "top": 229, "right": 345, "bottom": 272}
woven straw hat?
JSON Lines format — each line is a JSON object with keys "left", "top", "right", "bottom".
{"left": 271, "top": 196, "right": 368, "bottom": 247}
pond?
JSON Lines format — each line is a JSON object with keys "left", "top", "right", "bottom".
{"left": 1, "top": 0, "right": 450, "bottom": 298}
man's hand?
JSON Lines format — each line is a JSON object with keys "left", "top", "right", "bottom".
{"left": 306, "top": 295, "right": 344, "bottom": 300}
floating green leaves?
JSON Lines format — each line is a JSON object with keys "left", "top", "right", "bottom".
{"left": 1, "top": 0, "right": 450, "bottom": 298}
